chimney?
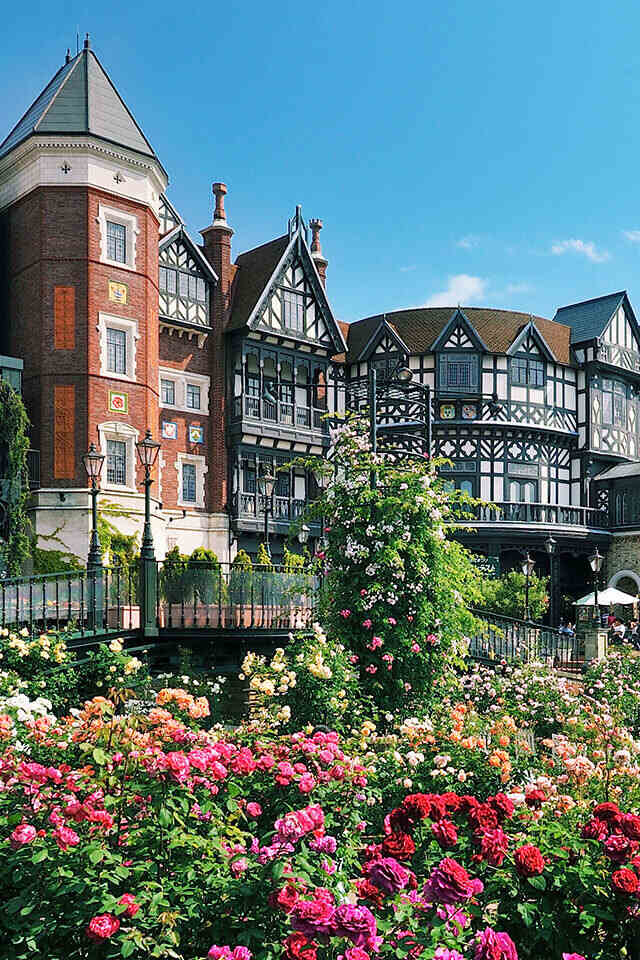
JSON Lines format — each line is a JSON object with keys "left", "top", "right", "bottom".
{"left": 65, "top": 48, "right": 71, "bottom": 64}
{"left": 309, "top": 218, "right": 328, "bottom": 287}
{"left": 201, "top": 181, "right": 234, "bottom": 314}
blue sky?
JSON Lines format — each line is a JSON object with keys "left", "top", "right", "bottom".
{"left": 2, "top": 0, "right": 640, "bottom": 325}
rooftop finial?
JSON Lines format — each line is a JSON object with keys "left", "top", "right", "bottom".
{"left": 65, "top": 48, "right": 71, "bottom": 64}
{"left": 84, "top": 33, "right": 91, "bottom": 50}
{"left": 309, "top": 219, "right": 324, "bottom": 256}
{"left": 212, "top": 182, "right": 228, "bottom": 223}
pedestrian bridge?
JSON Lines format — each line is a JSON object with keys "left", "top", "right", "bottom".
{"left": 0, "top": 560, "right": 319, "bottom": 653}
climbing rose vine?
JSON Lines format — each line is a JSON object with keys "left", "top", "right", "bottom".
{"left": 306, "top": 418, "right": 483, "bottom": 714}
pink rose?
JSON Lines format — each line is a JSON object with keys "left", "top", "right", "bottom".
{"left": 299, "top": 774, "right": 316, "bottom": 794}
{"left": 53, "top": 826, "right": 80, "bottom": 851}
{"left": 118, "top": 893, "right": 140, "bottom": 918}
{"left": 474, "top": 928, "right": 517, "bottom": 960}
{"left": 364, "top": 857, "right": 410, "bottom": 894}
{"left": 208, "top": 947, "right": 232, "bottom": 959}
{"left": 86, "top": 914, "right": 120, "bottom": 941}
{"left": 10, "top": 824, "right": 36, "bottom": 849}
{"left": 246, "top": 802, "right": 262, "bottom": 818}
{"left": 334, "top": 903, "right": 378, "bottom": 948}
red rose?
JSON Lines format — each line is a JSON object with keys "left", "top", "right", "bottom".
{"left": 514, "top": 845, "right": 545, "bottom": 878}
{"left": 355, "top": 878, "right": 384, "bottom": 908}
{"left": 86, "top": 914, "right": 120, "bottom": 941}
{"left": 525, "top": 789, "right": 546, "bottom": 809}
{"left": 581, "top": 818, "right": 609, "bottom": 841}
{"left": 402, "top": 794, "right": 433, "bottom": 820}
{"left": 479, "top": 828, "right": 509, "bottom": 867}
{"left": 612, "top": 868, "right": 639, "bottom": 895}
{"left": 604, "top": 834, "right": 638, "bottom": 864}
{"left": 622, "top": 814, "right": 640, "bottom": 841}
{"left": 468, "top": 804, "right": 499, "bottom": 832}
{"left": 431, "top": 819, "right": 458, "bottom": 850}
{"left": 284, "top": 933, "right": 317, "bottom": 960}
{"left": 490, "top": 793, "right": 515, "bottom": 821}
{"left": 389, "top": 807, "right": 416, "bottom": 833}
{"left": 593, "top": 802, "right": 621, "bottom": 822}
{"left": 382, "top": 832, "right": 416, "bottom": 861}
{"left": 118, "top": 894, "right": 140, "bottom": 918}
{"left": 458, "top": 795, "right": 480, "bottom": 814}
{"left": 440, "top": 792, "right": 463, "bottom": 813}
{"left": 276, "top": 884, "right": 300, "bottom": 913}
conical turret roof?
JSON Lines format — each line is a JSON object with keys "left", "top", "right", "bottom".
{"left": 0, "top": 42, "right": 160, "bottom": 164}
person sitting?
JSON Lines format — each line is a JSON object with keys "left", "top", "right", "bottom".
{"left": 612, "top": 618, "right": 627, "bottom": 643}
{"left": 607, "top": 611, "right": 617, "bottom": 627}
{"left": 560, "top": 621, "right": 575, "bottom": 638}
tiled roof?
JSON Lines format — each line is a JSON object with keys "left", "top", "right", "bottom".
{"left": 343, "top": 307, "right": 572, "bottom": 364}
{"left": 0, "top": 47, "right": 159, "bottom": 162}
{"left": 593, "top": 461, "right": 640, "bottom": 482}
{"left": 553, "top": 292, "right": 626, "bottom": 344}
{"left": 227, "top": 235, "right": 290, "bottom": 332}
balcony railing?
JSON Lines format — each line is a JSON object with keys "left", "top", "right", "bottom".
{"left": 468, "top": 501, "right": 609, "bottom": 528}
{"left": 235, "top": 493, "right": 306, "bottom": 522}
{"left": 233, "top": 396, "right": 327, "bottom": 432}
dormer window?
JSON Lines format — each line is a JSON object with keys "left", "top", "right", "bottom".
{"left": 283, "top": 290, "right": 304, "bottom": 331}
{"left": 439, "top": 353, "right": 479, "bottom": 393}
{"left": 512, "top": 357, "right": 544, "bottom": 387}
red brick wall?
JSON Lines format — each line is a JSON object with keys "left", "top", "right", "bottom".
{"left": 86, "top": 187, "right": 160, "bottom": 493}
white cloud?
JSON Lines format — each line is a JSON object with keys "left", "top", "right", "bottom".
{"left": 550, "top": 238, "right": 610, "bottom": 263}
{"left": 423, "top": 274, "right": 488, "bottom": 307}
{"left": 502, "top": 282, "right": 533, "bottom": 296}
{"left": 399, "top": 265, "right": 416, "bottom": 272}
{"left": 623, "top": 230, "right": 640, "bottom": 244}
{"left": 457, "top": 234, "right": 480, "bottom": 250}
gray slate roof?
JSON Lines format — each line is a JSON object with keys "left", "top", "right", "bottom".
{"left": 594, "top": 461, "right": 640, "bottom": 482}
{"left": 552, "top": 292, "right": 626, "bottom": 344}
{"left": 0, "top": 47, "right": 158, "bottom": 162}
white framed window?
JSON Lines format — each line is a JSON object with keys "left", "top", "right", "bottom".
{"left": 97, "top": 204, "right": 139, "bottom": 271}
{"left": 176, "top": 452, "right": 207, "bottom": 508}
{"left": 283, "top": 290, "right": 305, "bottom": 331}
{"left": 186, "top": 383, "right": 201, "bottom": 410}
{"left": 97, "top": 422, "right": 139, "bottom": 491}
{"left": 182, "top": 463, "right": 197, "bottom": 502}
{"left": 158, "top": 367, "right": 210, "bottom": 414}
{"left": 99, "top": 314, "right": 138, "bottom": 382}
{"left": 161, "top": 378, "right": 175, "bottom": 405}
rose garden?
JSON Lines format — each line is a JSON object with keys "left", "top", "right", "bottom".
{"left": 2, "top": 420, "right": 640, "bottom": 960}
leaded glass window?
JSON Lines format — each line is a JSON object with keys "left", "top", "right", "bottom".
{"left": 182, "top": 463, "right": 196, "bottom": 502}
{"left": 106, "top": 221, "right": 126, "bottom": 263}
{"left": 106, "top": 328, "right": 127, "bottom": 374}
{"left": 107, "top": 440, "right": 126, "bottom": 485}
{"left": 283, "top": 290, "right": 305, "bottom": 331}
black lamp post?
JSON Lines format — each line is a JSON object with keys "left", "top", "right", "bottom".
{"left": 589, "top": 547, "right": 604, "bottom": 624}
{"left": 521, "top": 552, "right": 535, "bottom": 621}
{"left": 82, "top": 443, "right": 105, "bottom": 570}
{"left": 545, "top": 535, "right": 557, "bottom": 628}
{"left": 135, "top": 429, "right": 161, "bottom": 561}
{"left": 257, "top": 471, "right": 275, "bottom": 554}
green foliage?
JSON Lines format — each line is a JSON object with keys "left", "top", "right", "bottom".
{"left": 31, "top": 547, "right": 81, "bottom": 575}
{"left": 187, "top": 547, "right": 227, "bottom": 604}
{"left": 229, "top": 549, "right": 252, "bottom": 604}
{"left": 98, "top": 502, "right": 139, "bottom": 569}
{"left": 160, "top": 544, "right": 190, "bottom": 604}
{"left": 231, "top": 549, "right": 252, "bottom": 571}
{"left": 256, "top": 542, "right": 273, "bottom": 568}
{"left": 0, "top": 380, "right": 31, "bottom": 575}
{"left": 283, "top": 544, "right": 306, "bottom": 572}
{"left": 301, "top": 417, "right": 484, "bottom": 715}
{"left": 478, "top": 569, "right": 550, "bottom": 621}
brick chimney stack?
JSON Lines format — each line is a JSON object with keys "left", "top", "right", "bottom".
{"left": 309, "top": 218, "right": 328, "bottom": 287}
{"left": 200, "top": 182, "right": 235, "bottom": 516}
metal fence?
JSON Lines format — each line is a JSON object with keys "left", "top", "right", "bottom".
{"left": 468, "top": 608, "right": 582, "bottom": 670}
{"left": 0, "top": 566, "right": 137, "bottom": 638}
{"left": 156, "top": 560, "right": 319, "bottom": 630}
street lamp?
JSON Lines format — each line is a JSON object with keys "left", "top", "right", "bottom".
{"left": 396, "top": 365, "right": 414, "bottom": 383}
{"left": 545, "top": 536, "right": 557, "bottom": 628}
{"left": 135, "top": 429, "right": 161, "bottom": 560}
{"left": 521, "top": 552, "right": 535, "bottom": 621}
{"left": 588, "top": 547, "right": 604, "bottom": 624}
{"left": 257, "top": 470, "right": 276, "bottom": 554}
{"left": 82, "top": 443, "right": 105, "bottom": 569}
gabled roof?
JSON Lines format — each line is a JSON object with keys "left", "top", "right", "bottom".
{"left": 160, "top": 224, "right": 218, "bottom": 283}
{"left": 552, "top": 292, "right": 627, "bottom": 344}
{"left": 355, "top": 318, "right": 410, "bottom": 362}
{"left": 0, "top": 44, "right": 162, "bottom": 169}
{"left": 593, "top": 461, "right": 640, "bottom": 482}
{"left": 506, "top": 320, "right": 555, "bottom": 361}
{"left": 431, "top": 307, "right": 489, "bottom": 352}
{"left": 228, "top": 235, "right": 290, "bottom": 332}
{"left": 343, "top": 307, "right": 572, "bottom": 365}
{"left": 227, "top": 216, "right": 347, "bottom": 354}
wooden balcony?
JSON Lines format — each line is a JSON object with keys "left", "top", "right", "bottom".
{"left": 466, "top": 500, "right": 609, "bottom": 530}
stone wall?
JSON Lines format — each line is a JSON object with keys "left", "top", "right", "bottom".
{"left": 605, "top": 531, "right": 640, "bottom": 593}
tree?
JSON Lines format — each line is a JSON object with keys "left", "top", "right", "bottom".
{"left": 0, "top": 380, "right": 31, "bottom": 575}
{"left": 301, "top": 417, "right": 484, "bottom": 715}
{"left": 477, "top": 570, "right": 549, "bottom": 621}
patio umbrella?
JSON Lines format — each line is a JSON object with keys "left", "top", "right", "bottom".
{"left": 573, "top": 587, "right": 638, "bottom": 606}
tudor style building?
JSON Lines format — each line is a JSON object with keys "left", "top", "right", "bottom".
{"left": 338, "top": 295, "right": 640, "bottom": 605}
{"left": 0, "top": 38, "right": 345, "bottom": 564}
{"left": 2, "top": 40, "right": 640, "bottom": 600}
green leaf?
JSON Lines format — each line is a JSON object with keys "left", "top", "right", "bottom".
{"left": 92, "top": 747, "right": 108, "bottom": 765}
{"left": 272, "top": 861, "right": 285, "bottom": 881}
{"left": 31, "top": 849, "right": 47, "bottom": 863}
{"left": 89, "top": 848, "right": 104, "bottom": 865}
{"left": 527, "top": 875, "right": 546, "bottom": 890}
{"left": 158, "top": 808, "right": 172, "bottom": 828}
{"left": 121, "top": 941, "right": 136, "bottom": 958}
